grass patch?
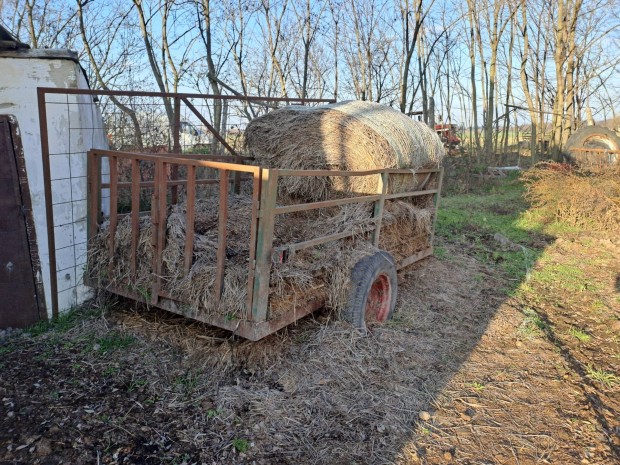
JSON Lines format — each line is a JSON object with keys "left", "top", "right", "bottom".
{"left": 173, "top": 371, "right": 201, "bottom": 396}
{"left": 519, "top": 307, "right": 548, "bottom": 339}
{"left": 568, "top": 327, "right": 591, "bottom": 343}
{"left": 94, "top": 333, "right": 136, "bottom": 354}
{"left": 0, "top": 344, "right": 14, "bottom": 355}
{"left": 585, "top": 365, "right": 619, "bottom": 389}
{"left": 470, "top": 381, "right": 485, "bottom": 392}
{"left": 529, "top": 263, "right": 596, "bottom": 292}
{"left": 232, "top": 438, "right": 249, "bottom": 453}
{"left": 27, "top": 312, "right": 79, "bottom": 337}
{"left": 27, "top": 307, "right": 103, "bottom": 337}
{"left": 437, "top": 175, "right": 545, "bottom": 281}
{"left": 433, "top": 245, "right": 447, "bottom": 260}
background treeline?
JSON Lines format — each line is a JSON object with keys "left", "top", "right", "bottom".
{"left": 1, "top": 0, "right": 619, "bottom": 159}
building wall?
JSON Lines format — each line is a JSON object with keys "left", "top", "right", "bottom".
{"left": 0, "top": 56, "right": 108, "bottom": 316}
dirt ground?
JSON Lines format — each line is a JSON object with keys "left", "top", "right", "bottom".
{"left": 1, "top": 184, "right": 619, "bottom": 464}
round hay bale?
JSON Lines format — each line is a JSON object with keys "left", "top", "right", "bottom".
{"left": 244, "top": 100, "right": 445, "bottom": 200}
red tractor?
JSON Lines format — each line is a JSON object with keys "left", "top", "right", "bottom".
{"left": 434, "top": 124, "right": 461, "bottom": 147}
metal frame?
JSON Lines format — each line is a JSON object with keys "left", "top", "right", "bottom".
{"left": 568, "top": 147, "right": 620, "bottom": 165}
{"left": 87, "top": 147, "right": 442, "bottom": 340}
{"left": 37, "top": 87, "right": 335, "bottom": 318}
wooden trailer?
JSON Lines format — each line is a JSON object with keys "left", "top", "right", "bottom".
{"left": 86, "top": 149, "right": 442, "bottom": 340}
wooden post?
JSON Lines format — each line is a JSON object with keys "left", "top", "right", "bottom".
{"left": 183, "top": 164, "right": 196, "bottom": 275}
{"left": 250, "top": 169, "right": 278, "bottom": 322}
{"left": 372, "top": 171, "right": 388, "bottom": 247}
{"left": 214, "top": 170, "right": 229, "bottom": 303}
{"left": 108, "top": 156, "right": 118, "bottom": 271}
{"left": 171, "top": 97, "right": 181, "bottom": 204}
{"left": 130, "top": 158, "right": 140, "bottom": 277}
{"left": 245, "top": 169, "right": 262, "bottom": 320}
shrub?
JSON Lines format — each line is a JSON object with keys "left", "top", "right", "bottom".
{"left": 522, "top": 163, "right": 620, "bottom": 232}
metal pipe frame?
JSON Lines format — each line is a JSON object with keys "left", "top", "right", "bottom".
{"left": 88, "top": 149, "right": 261, "bottom": 313}
{"left": 39, "top": 87, "right": 333, "bottom": 318}
{"left": 87, "top": 154, "right": 442, "bottom": 339}
{"left": 36, "top": 86, "right": 337, "bottom": 104}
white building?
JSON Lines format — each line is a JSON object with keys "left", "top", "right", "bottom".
{"left": 0, "top": 26, "right": 107, "bottom": 327}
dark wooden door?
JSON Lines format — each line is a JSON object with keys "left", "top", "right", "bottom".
{"left": 0, "top": 116, "right": 43, "bottom": 328}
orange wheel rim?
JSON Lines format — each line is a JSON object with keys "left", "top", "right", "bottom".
{"left": 364, "top": 274, "right": 391, "bottom": 323}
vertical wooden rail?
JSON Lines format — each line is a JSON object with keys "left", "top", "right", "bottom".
{"left": 429, "top": 168, "right": 444, "bottom": 250}
{"left": 171, "top": 97, "right": 181, "bottom": 204}
{"left": 130, "top": 159, "right": 140, "bottom": 277}
{"left": 183, "top": 164, "right": 196, "bottom": 275}
{"left": 245, "top": 169, "right": 262, "bottom": 320}
{"left": 108, "top": 156, "right": 118, "bottom": 271}
{"left": 149, "top": 162, "right": 159, "bottom": 302}
{"left": 371, "top": 171, "right": 388, "bottom": 247}
{"left": 214, "top": 170, "right": 229, "bottom": 303}
{"left": 150, "top": 160, "right": 167, "bottom": 305}
{"left": 87, "top": 151, "right": 101, "bottom": 264}
{"left": 251, "top": 169, "right": 279, "bottom": 321}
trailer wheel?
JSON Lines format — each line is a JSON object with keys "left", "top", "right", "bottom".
{"left": 344, "top": 251, "right": 398, "bottom": 333}
{"left": 564, "top": 126, "right": 620, "bottom": 164}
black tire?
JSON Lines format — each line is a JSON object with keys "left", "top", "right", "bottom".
{"left": 564, "top": 126, "right": 620, "bottom": 165}
{"left": 344, "top": 251, "right": 398, "bottom": 333}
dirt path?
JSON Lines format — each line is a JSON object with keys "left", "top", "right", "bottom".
{"left": 0, "top": 234, "right": 618, "bottom": 464}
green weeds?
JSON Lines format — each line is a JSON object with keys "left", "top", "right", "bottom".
{"left": 568, "top": 327, "right": 591, "bottom": 343}
{"left": 585, "top": 366, "right": 618, "bottom": 389}
{"left": 470, "top": 382, "right": 485, "bottom": 392}
{"left": 232, "top": 438, "right": 249, "bottom": 453}
{"left": 437, "top": 177, "right": 544, "bottom": 282}
{"left": 94, "top": 333, "right": 136, "bottom": 354}
{"left": 519, "top": 307, "right": 548, "bottom": 339}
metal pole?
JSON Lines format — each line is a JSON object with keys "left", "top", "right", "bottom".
{"left": 37, "top": 88, "right": 58, "bottom": 318}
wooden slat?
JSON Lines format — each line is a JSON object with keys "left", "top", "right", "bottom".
{"left": 149, "top": 164, "right": 159, "bottom": 301}
{"left": 251, "top": 169, "right": 279, "bottom": 321}
{"left": 245, "top": 169, "right": 262, "bottom": 319}
{"left": 372, "top": 172, "right": 388, "bottom": 247}
{"left": 130, "top": 159, "right": 140, "bottom": 277}
{"left": 151, "top": 160, "right": 167, "bottom": 305}
{"left": 171, "top": 97, "right": 181, "bottom": 205}
{"left": 100, "top": 177, "right": 242, "bottom": 189}
{"left": 397, "top": 248, "right": 434, "bottom": 270}
{"left": 273, "top": 225, "right": 374, "bottom": 258}
{"left": 87, "top": 152, "right": 100, "bottom": 246}
{"left": 90, "top": 149, "right": 260, "bottom": 173}
{"left": 429, "top": 169, "right": 444, "bottom": 249}
{"left": 183, "top": 165, "right": 196, "bottom": 275}
{"left": 384, "top": 188, "right": 439, "bottom": 200}
{"left": 108, "top": 156, "right": 118, "bottom": 270}
{"left": 272, "top": 167, "right": 440, "bottom": 177}
{"left": 214, "top": 170, "right": 229, "bottom": 303}
{"left": 274, "top": 194, "right": 382, "bottom": 215}
{"left": 416, "top": 172, "right": 432, "bottom": 190}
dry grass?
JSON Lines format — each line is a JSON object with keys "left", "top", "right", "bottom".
{"left": 88, "top": 192, "right": 435, "bottom": 322}
{"left": 522, "top": 163, "right": 620, "bottom": 232}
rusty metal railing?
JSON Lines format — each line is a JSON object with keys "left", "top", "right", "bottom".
{"left": 87, "top": 149, "right": 261, "bottom": 313}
